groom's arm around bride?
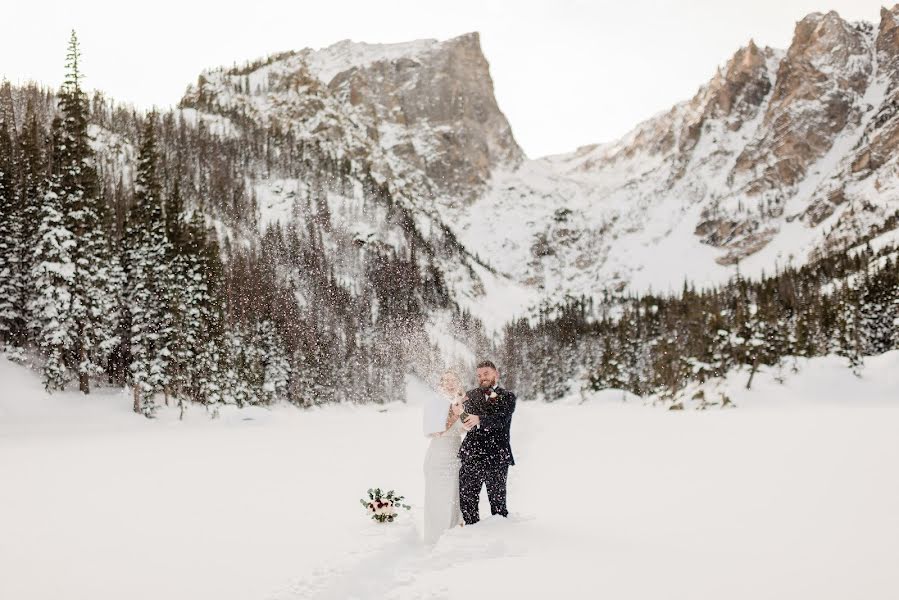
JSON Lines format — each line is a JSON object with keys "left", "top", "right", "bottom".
{"left": 457, "top": 386, "right": 516, "bottom": 466}
{"left": 469, "top": 388, "right": 515, "bottom": 434}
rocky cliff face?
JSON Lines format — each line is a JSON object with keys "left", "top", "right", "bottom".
{"left": 181, "top": 33, "right": 522, "bottom": 204}
{"left": 450, "top": 7, "right": 899, "bottom": 309}
{"left": 327, "top": 33, "right": 523, "bottom": 200}
{"left": 172, "top": 8, "right": 899, "bottom": 326}
{"left": 734, "top": 12, "right": 872, "bottom": 193}
{"left": 174, "top": 33, "right": 528, "bottom": 337}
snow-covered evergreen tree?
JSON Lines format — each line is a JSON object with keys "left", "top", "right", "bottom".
{"left": 196, "top": 338, "right": 224, "bottom": 407}
{"left": 255, "top": 319, "right": 291, "bottom": 403}
{"left": 0, "top": 113, "right": 27, "bottom": 347}
{"left": 859, "top": 265, "right": 895, "bottom": 356}
{"left": 893, "top": 283, "right": 899, "bottom": 351}
{"left": 126, "top": 115, "right": 175, "bottom": 416}
{"left": 832, "top": 285, "right": 864, "bottom": 376}
{"left": 290, "top": 347, "right": 319, "bottom": 407}
{"left": 27, "top": 179, "right": 76, "bottom": 390}
{"left": 166, "top": 206, "right": 225, "bottom": 409}
{"left": 55, "top": 31, "right": 120, "bottom": 393}
{"left": 221, "top": 326, "right": 254, "bottom": 407}
{"left": 592, "top": 332, "right": 627, "bottom": 391}
{"left": 215, "top": 320, "right": 290, "bottom": 407}
{"left": 17, "top": 99, "right": 48, "bottom": 281}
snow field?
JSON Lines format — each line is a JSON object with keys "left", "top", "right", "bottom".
{"left": 1, "top": 356, "right": 897, "bottom": 599}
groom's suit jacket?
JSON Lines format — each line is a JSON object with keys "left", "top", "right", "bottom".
{"left": 458, "top": 386, "right": 516, "bottom": 467}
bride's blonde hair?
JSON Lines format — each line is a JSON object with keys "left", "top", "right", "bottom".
{"left": 438, "top": 369, "right": 463, "bottom": 395}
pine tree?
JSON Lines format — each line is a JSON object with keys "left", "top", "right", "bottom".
{"left": 0, "top": 113, "right": 27, "bottom": 346}
{"left": 290, "top": 347, "right": 318, "bottom": 407}
{"left": 217, "top": 320, "right": 290, "bottom": 406}
{"left": 196, "top": 338, "right": 224, "bottom": 407}
{"left": 126, "top": 115, "right": 175, "bottom": 415}
{"left": 256, "top": 319, "right": 290, "bottom": 403}
{"left": 171, "top": 209, "right": 225, "bottom": 407}
{"left": 592, "top": 329, "right": 626, "bottom": 391}
{"left": 832, "top": 285, "right": 864, "bottom": 375}
{"left": 27, "top": 177, "right": 76, "bottom": 390}
{"left": 18, "top": 99, "right": 48, "bottom": 261}
{"left": 859, "top": 267, "right": 895, "bottom": 355}
{"left": 893, "top": 278, "right": 899, "bottom": 351}
{"left": 221, "top": 326, "right": 254, "bottom": 406}
{"left": 55, "top": 31, "right": 120, "bottom": 393}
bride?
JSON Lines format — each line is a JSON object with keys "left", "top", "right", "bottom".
{"left": 422, "top": 370, "right": 466, "bottom": 544}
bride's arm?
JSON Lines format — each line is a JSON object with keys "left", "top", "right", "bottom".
{"left": 444, "top": 391, "right": 465, "bottom": 431}
{"left": 444, "top": 405, "right": 459, "bottom": 431}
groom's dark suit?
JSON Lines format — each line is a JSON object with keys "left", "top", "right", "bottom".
{"left": 458, "top": 385, "right": 516, "bottom": 524}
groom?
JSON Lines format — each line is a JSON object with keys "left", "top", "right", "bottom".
{"left": 453, "top": 360, "right": 516, "bottom": 525}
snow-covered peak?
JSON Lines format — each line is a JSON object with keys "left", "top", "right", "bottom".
{"left": 433, "top": 7, "right": 899, "bottom": 315}
{"left": 173, "top": 11, "right": 899, "bottom": 325}
{"left": 182, "top": 30, "right": 521, "bottom": 208}
{"left": 303, "top": 37, "right": 443, "bottom": 84}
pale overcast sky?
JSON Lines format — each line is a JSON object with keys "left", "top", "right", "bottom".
{"left": 2, "top": 0, "right": 889, "bottom": 158}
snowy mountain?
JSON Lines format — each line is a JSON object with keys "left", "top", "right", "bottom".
{"left": 4, "top": 21, "right": 898, "bottom": 597}
{"left": 176, "top": 9, "right": 899, "bottom": 321}
{"left": 182, "top": 33, "right": 522, "bottom": 203}
{"left": 176, "top": 32, "right": 532, "bottom": 332}
{"left": 2, "top": 9, "right": 897, "bottom": 410}
{"left": 464, "top": 8, "right": 899, "bottom": 303}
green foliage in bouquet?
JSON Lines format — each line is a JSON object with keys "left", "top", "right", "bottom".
{"left": 359, "top": 487, "right": 411, "bottom": 523}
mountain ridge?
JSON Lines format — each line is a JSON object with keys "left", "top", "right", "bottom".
{"left": 2, "top": 9, "right": 898, "bottom": 408}
{"left": 174, "top": 9, "right": 899, "bottom": 324}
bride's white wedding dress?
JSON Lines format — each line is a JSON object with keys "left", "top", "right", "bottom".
{"left": 423, "top": 418, "right": 464, "bottom": 544}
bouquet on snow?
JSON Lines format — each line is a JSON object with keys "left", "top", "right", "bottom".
{"left": 360, "top": 488, "right": 411, "bottom": 523}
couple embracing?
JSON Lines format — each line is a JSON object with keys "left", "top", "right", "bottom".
{"left": 422, "top": 360, "right": 516, "bottom": 545}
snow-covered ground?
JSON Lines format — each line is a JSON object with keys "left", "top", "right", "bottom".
{"left": 1, "top": 354, "right": 898, "bottom": 600}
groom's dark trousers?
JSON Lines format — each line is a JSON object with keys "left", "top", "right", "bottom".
{"left": 460, "top": 462, "right": 508, "bottom": 523}
{"left": 458, "top": 386, "right": 516, "bottom": 525}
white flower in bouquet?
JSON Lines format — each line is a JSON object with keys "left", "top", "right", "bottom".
{"left": 360, "top": 488, "right": 411, "bottom": 523}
